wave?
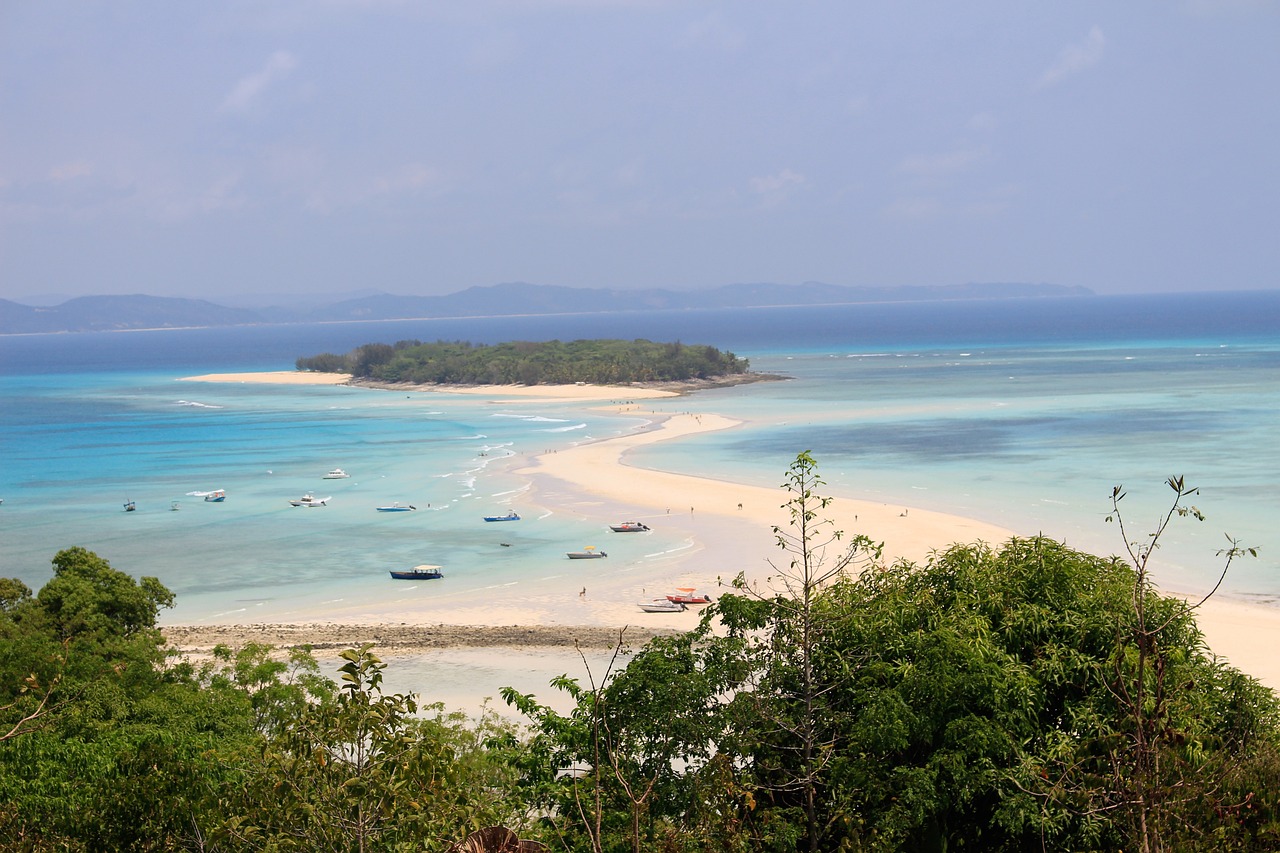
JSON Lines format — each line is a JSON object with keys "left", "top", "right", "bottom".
{"left": 542, "top": 423, "right": 587, "bottom": 433}
{"left": 175, "top": 400, "right": 224, "bottom": 409}
{"left": 490, "top": 413, "right": 571, "bottom": 423}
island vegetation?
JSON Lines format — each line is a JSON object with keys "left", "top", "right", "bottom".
{"left": 296, "top": 338, "right": 752, "bottom": 385}
{"left": 3, "top": 457, "right": 1278, "bottom": 851}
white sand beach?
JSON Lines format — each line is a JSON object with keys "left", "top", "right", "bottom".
{"left": 166, "top": 371, "right": 1280, "bottom": 695}
{"left": 181, "top": 371, "right": 354, "bottom": 385}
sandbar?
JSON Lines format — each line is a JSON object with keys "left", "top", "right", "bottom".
{"left": 180, "top": 370, "right": 682, "bottom": 401}
{"left": 181, "top": 371, "right": 353, "bottom": 385}
{"left": 161, "top": 379, "right": 1280, "bottom": 696}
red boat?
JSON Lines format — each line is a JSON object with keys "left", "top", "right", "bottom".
{"left": 666, "top": 588, "right": 713, "bottom": 605}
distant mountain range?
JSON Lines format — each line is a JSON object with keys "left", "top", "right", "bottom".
{"left": 0, "top": 281, "right": 1092, "bottom": 335}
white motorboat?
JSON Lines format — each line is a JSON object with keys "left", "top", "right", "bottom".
{"left": 323, "top": 469, "right": 350, "bottom": 479}
{"left": 289, "top": 493, "right": 330, "bottom": 507}
{"left": 638, "top": 599, "right": 686, "bottom": 613}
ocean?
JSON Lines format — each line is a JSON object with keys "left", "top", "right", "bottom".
{"left": 2, "top": 290, "right": 1278, "bottom": 626}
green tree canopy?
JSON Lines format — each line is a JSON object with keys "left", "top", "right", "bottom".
{"left": 297, "top": 338, "right": 751, "bottom": 385}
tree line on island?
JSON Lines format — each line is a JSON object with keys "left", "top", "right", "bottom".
{"left": 296, "top": 338, "right": 751, "bottom": 385}
{"left": 3, "top": 455, "right": 1278, "bottom": 851}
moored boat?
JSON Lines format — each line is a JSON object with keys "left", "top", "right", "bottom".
{"left": 376, "top": 502, "right": 416, "bottom": 512}
{"left": 323, "top": 469, "right": 351, "bottom": 479}
{"left": 123, "top": 500, "right": 136, "bottom": 512}
{"left": 609, "top": 521, "right": 650, "bottom": 532}
{"left": 289, "top": 493, "right": 330, "bottom": 507}
{"left": 567, "top": 546, "right": 607, "bottom": 559}
{"left": 389, "top": 564, "right": 443, "bottom": 580}
{"left": 666, "top": 588, "right": 713, "bottom": 604}
{"left": 638, "top": 599, "right": 686, "bottom": 613}
{"left": 483, "top": 511, "right": 520, "bottom": 522}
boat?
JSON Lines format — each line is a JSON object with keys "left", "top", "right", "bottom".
{"left": 186, "top": 489, "right": 226, "bottom": 502}
{"left": 610, "top": 521, "right": 650, "bottom": 532}
{"left": 638, "top": 599, "right": 686, "bottom": 613}
{"left": 289, "top": 493, "right": 330, "bottom": 507}
{"left": 170, "top": 501, "right": 181, "bottom": 511}
{"left": 483, "top": 511, "right": 520, "bottom": 522}
{"left": 323, "top": 469, "right": 351, "bottom": 479}
{"left": 123, "top": 500, "right": 136, "bottom": 512}
{"left": 567, "top": 546, "right": 607, "bottom": 559}
{"left": 389, "top": 564, "right": 443, "bottom": 580}
{"left": 376, "top": 502, "right": 416, "bottom": 512}
{"left": 666, "top": 588, "right": 713, "bottom": 604}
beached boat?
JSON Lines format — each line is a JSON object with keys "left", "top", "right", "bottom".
{"left": 323, "top": 468, "right": 350, "bottom": 479}
{"left": 376, "top": 502, "right": 416, "bottom": 512}
{"left": 666, "top": 588, "right": 713, "bottom": 604}
{"left": 567, "top": 546, "right": 607, "bottom": 559}
{"left": 483, "top": 511, "right": 520, "bottom": 522}
{"left": 638, "top": 599, "right": 686, "bottom": 613}
{"left": 389, "top": 564, "right": 443, "bottom": 580}
{"left": 610, "top": 521, "right": 650, "bottom": 532}
{"left": 289, "top": 493, "right": 330, "bottom": 507}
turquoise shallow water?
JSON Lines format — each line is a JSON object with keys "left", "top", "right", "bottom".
{"left": 2, "top": 292, "right": 1278, "bottom": 619}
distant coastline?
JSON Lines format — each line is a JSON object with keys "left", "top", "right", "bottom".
{"left": 0, "top": 281, "right": 1091, "bottom": 335}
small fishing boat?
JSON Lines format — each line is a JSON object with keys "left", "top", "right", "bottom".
{"left": 170, "top": 501, "right": 181, "bottom": 511}
{"left": 638, "top": 599, "right": 686, "bottom": 613}
{"left": 483, "top": 511, "right": 520, "bottom": 522}
{"left": 389, "top": 564, "right": 443, "bottom": 580}
{"left": 186, "top": 489, "right": 226, "bottom": 502}
{"left": 666, "top": 587, "right": 713, "bottom": 605}
{"left": 376, "top": 502, "right": 417, "bottom": 512}
{"left": 123, "top": 500, "right": 136, "bottom": 512}
{"left": 567, "top": 546, "right": 607, "bottom": 559}
{"left": 323, "top": 469, "right": 351, "bottom": 479}
{"left": 610, "top": 521, "right": 650, "bottom": 532}
{"left": 289, "top": 493, "right": 330, "bottom": 507}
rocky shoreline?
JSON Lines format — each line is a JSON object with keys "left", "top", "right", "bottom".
{"left": 161, "top": 623, "right": 680, "bottom": 657}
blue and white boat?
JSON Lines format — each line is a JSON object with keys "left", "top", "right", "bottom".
{"left": 483, "top": 511, "right": 520, "bottom": 522}
{"left": 376, "top": 502, "right": 416, "bottom": 512}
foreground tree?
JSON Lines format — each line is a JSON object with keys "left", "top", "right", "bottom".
{"left": 213, "top": 644, "right": 533, "bottom": 852}
{"left": 717, "top": 450, "right": 881, "bottom": 851}
{"left": 0, "top": 548, "right": 261, "bottom": 850}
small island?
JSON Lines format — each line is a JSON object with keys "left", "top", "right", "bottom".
{"left": 296, "top": 338, "right": 756, "bottom": 386}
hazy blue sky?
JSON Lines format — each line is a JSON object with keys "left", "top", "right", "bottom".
{"left": 2, "top": 2, "right": 1277, "bottom": 304}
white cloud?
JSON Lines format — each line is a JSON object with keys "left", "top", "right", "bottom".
{"left": 220, "top": 51, "right": 299, "bottom": 113}
{"left": 677, "top": 13, "right": 745, "bottom": 52}
{"left": 750, "top": 168, "right": 805, "bottom": 195}
{"left": 50, "top": 160, "right": 93, "bottom": 181}
{"left": 1037, "top": 26, "right": 1106, "bottom": 89}
{"left": 372, "top": 163, "right": 444, "bottom": 195}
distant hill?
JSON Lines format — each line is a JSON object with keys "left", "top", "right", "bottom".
{"left": 0, "top": 281, "right": 1092, "bottom": 335}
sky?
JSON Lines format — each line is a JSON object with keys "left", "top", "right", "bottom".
{"left": 2, "top": 1, "right": 1278, "bottom": 305}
